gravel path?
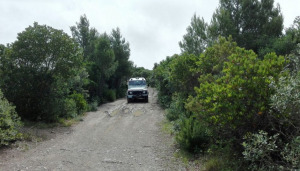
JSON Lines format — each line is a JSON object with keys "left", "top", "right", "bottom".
{"left": 0, "top": 88, "right": 185, "bottom": 171}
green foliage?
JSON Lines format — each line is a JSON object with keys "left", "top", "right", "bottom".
{"left": 176, "top": 116, "right": 211, "bottom": 153}
{"left": 103, "top": 89, "right": 116, "bottom": 102}
{"left": 88, "top": 100, "right": 98, "bottom": 112}
{"left": 109, "top": 28, "right": 133, "bottom": 98}
{"left": 209, "top": 0, "right": 283, "bottom": 54}
{"left": 153, "top": 56, "right": 176, "bottom": 108}
{"left": 281, "top": 136, "right": 300, "bottom": 169}
{"left": 70, "top": 14, "right": 98, "bottom": 59}
{"left": 62, "top": 98, "right": 77, "bottom": 119}
{"left": 131, "top": 66, "right": 153, "bottom": 85}
{"left": 166, "top": 94, "right": 186, "bottom": 121}
{"left": 0, "top": 89, "right": 22, "bottom": 146}
{"left": 242, "top": 131, "right": 281, "bottom": 171}
{"left": 179, "top": 14, "right": 209, "bottom": 55}
{"left": 187, "top": 47, "right": 285, "bottom": 141}
{"left": 72, "top": 15, "right": 133, "bottom": 102}
{"left": 242, "top": 131, "right": 300, "bottom": 170}
{"left": 153, "top": 2, "right": 300, "bottom": 170}
{"left": 0, "top": 22, "right": 86, "bottom": 122}
{"left": 170, "top": 53, "right": 199, "bottom": 94}
{"left": 87, "top": 33, "right": 118, "bottom": 102}
{"left": 196, "top": 36, "right": 237, "bottom": 77}
{"left": 69, "top": 92, "right": 88, "bottom": 115}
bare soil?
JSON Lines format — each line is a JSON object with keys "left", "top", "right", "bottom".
{"left": 0, "top": 88, "right": 186, "bottom": 171}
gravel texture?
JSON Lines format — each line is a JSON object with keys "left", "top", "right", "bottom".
{"left": 0, "top": 88, "right": 185, "bottom": 171}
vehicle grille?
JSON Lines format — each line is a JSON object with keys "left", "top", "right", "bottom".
{"left": 132, "top": 91, "right": 142, "bottom": 95}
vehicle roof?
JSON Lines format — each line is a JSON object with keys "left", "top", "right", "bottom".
{"left": 129, "top": 77, "right": 146, "bottom": 81}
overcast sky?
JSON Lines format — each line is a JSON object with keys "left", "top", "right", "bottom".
{"left": 0, "top": 0, "right": 299, "bottom": 69}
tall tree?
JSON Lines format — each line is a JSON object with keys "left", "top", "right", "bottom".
{"left": 88, "top": 33, "right": 118, "bottom": 102}
{"left": 70, "top": 14, "right": 98, "bottom": 59}
{"left": 109, "top": 28, "right": 132, "bottom": 97}
{"left": 179, "top": 14, "right": 209, "bottom": 56}
{"left": 209, "top": 0, "right": 283, "bottom": 54}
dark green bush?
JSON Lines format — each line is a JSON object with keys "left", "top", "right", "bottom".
{"left": 166, "top": 94, "right": 186, "bottom": 121}
{"left": 0, "top": 23, "right": 85, "bottom": 122}
{"left": 88, "top": 100, "right": 98, "bottom": 112}
{"left": 62, "top": 98, "right": 77, "bottom": 119}
{"left": 70, "top": 92, "right": 88, "bottom": 114}
{"left": 242, "top": 130, "right": 281, "bottom": 171}
{"left": 281, "top": 136, "right": 300, "bottom": 169}
{"left": 176, "top": 116, "right": 211, "bottom": 153}
{"left": 103, "top": 89, "right": 116, "bottom": 102}
{"left": 0, "top": 89, "right": 22, "bottom": 146}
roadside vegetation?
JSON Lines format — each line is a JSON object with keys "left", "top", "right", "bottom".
{"left": 0, "top": 15, "right": 152, "bottom": 146}
{"left": 153, "top": 0, "right": 300, "bottom": 170}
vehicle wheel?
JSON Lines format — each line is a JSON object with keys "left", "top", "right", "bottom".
{"left": 145, "top": 97, "right": 148, "bottom": 103}
{"left": 127, "top": 98, "right": 131, "bottom": 103}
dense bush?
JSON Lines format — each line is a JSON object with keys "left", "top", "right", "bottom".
{"left": 103, "top": 89, "right": 116, "bottom": 102}
{"left": 176, "top": 116, "right": 211, "bottom": 153}
{"left": 242, "top": 131, "right": 281, "bottom": 170}
{"left": 69, "top": 91, "right": 88, "bottom": 115}
{"left": 0, "top": 89, "right": 22, "bottom": 146}
{"left": 0, "top": 23, "right": 87, "bottom": 122}
{"left": 242, "top": 131, "right": 300, "bottom": 170}
{"left": 281, "top": 136, "right": 300, "bottom": 169}
{"left": 88, "top": 100, "right": 98, "bottom": 112}
{"left": 63, "top": 98, "right": 77, "bottom": 119}
{"left": 153, "top": 56, "right": 176, "bottom": 108}
{"left": 187, "top": 48, "right": 285, "bottom": 143}
{"left": 165, "top": 93, "right": 186, "bottom": 121}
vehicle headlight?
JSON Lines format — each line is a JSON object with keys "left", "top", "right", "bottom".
{"left": 143, "top": 90, "right": 147, "bottom": 94}
{"left": 128, "top": 91, "right": 132, "bottom": 95}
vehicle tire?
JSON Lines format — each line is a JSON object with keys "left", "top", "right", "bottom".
{"left": 127, "top": 98, "right": 131, "bottom": 103}
{"left": 145, "top": 97, "right": 148, "bottom": 103}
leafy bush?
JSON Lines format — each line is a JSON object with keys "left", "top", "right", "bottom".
{"left": 281, "top": 136, "right": 300, "bottom": 169}
{"left": 62, "top": 98, "right": 77, "bottom": 119}
{"left": 70, "top": 92, "right": 88, "bottom": 114}
{"left": 176, "top": 116, "right": 211, "bottom": 153}
{"left": 166, "top": 93, "right": 186, "bottom": 121}
{"left": 0, "top": 23, "right": 85, "bottom": 122}
{"left": 0, "top": 89, "right": 22, "bottom": 146}
{"left": 242, "top": 130, "right": 281, "bottom": 171}
{"left": 186, "top": 48, "right": 285, "bottom": 143}
{"left": 242, "top": 131, "right": 300, "bottom": 170}
{"left": 153, "top": 56, "right": 176, "bottom": 108}
{"left": 103, "top": 89, "right": 116, "bottom": 102}
{"left": 88, "top": 100, "right": 98, "bottom": 112}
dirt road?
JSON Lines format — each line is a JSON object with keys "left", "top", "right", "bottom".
{"left": 0, "top": 88, "right": 184, "bottom": 170}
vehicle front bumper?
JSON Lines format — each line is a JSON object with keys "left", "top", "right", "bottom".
{"left": 127, "top": 94, "right": 148, "bottom": 99}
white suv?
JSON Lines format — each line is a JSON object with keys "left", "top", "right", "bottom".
{"left": 127, "top": 77, "right": 148, "bottom": 103}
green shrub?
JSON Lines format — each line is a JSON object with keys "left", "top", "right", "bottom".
{"left": 242, "top": 130, "right": 281, "bottom": 171}
{"left": 186, "top": 48, "right": 285, "bottom": 144}
{"left": 70, "top": 92, "right": 88, "bottom": 114}
{"left": 63, "top": 98, "right": 77, "bottom": 118}
{"left": 116, "top": 85, "right": 127, "bottom": 99}
{"left": 0, "top": 89, "right": 22, "bottom": 146}
{"left": 242, "top": 132, "right": 300, "bottom": 170}
{"left": 166, "top": 94, "right": 186, "bottom": 121}
{"left": 281, "top": 136, "right": 300, "bottom": 169}
{"left": 176, "top": 116, "right": 211, "bottom": 153}
{"left": 88, "top": 100, "right": 98, "bottom": 112}
{"left": 103, "top": 89, "right": 116, "bottom": 102}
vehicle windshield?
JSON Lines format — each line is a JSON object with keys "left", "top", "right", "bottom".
{"left": 128, "top": 80, "right": 146, "bottom": 86}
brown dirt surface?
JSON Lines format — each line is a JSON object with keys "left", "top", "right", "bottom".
{"left": 0, "top": 88, "right": 187, "bottom": 171}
